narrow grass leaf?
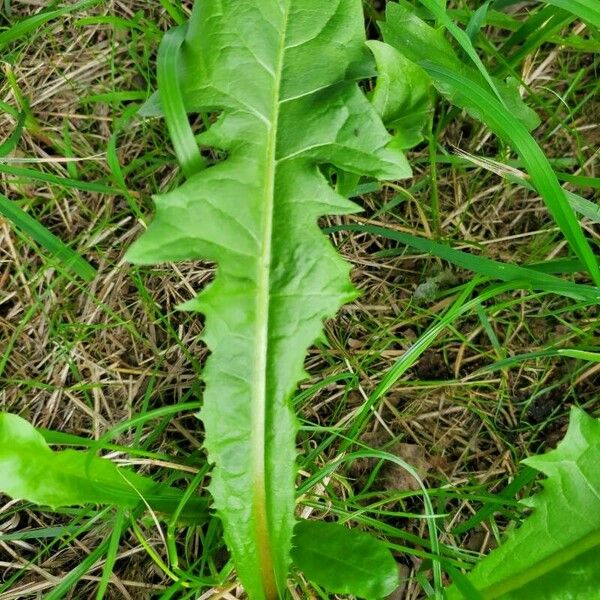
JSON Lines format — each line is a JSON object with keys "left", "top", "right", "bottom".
{"left": 445, "top": 567, "right": 485, "bottom": 600}
{"left": 157, "top": 24, "right": 205, "bottom": 178}
{"left": 0, "top": 526, "right": 81, "bottom": 542}
{"left": 96, "top": 509, "right": 126, "bottom": 600}
{"left": 466, "top": 1, "right": 491, "bottom": 41}
{"left": 453, "top": 150, "right": 600, "bottom": 224}
{"left": 565, "top": 191, "right": 600, "bottom": 224}
{"left": 335, "top": 224, "right": 600, "bottom": 302}
{"left": 540, "top": 0, "right": 600, "bottom": 29}
{"left": 159, "top": 0, "right": 187, "bottom": 25}
{"left": 291, "top": 520, "right": 399, "bottom": 600}
{"left": 494, "top": 6, "right": 573, "bottom": 75}
{"left": 43, "top": 538, "right": 110, "bottom": 600}
{"left": 424, "top": 69, "right": 599, "bottom": 279}
{"left": 106, "top": 104, "right": 145, "bottom": 220}
{"left": 0, "top": 193, "right": 96, "bottom": 281}
{"left": 0, "top": 164, "right": 119, "bottom": 194}
{"left": 0, "top": 99, "right": 19, "bottom": 118}
{"left": 452, "top": 467, "right": 538, "bottom": 535}
{"left": 558, "top": 173, "right": 600, "bottom": 190}
{"left": 416, "top": 0, "right": 502, "bottom": 101}
{"left": 342, "top": 281, "right": 527, "bottom": 457}
{"left": 476, "top": 348, "right": 600, "bottom": 373}
{"left": 0, "top": 0, "right": 102, "bottom": 51}
{"left": 0, "top": 110, "right": 25, "bottom": 157}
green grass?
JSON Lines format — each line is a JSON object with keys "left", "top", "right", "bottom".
{"left": 0, "top": 0, "right": 599, "bottom": 598}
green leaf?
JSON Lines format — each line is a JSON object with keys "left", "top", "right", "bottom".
{"left": 126, "top": 2, "right": 409, "bottom": 598}
{"left": 0, "top": 413, "right": 208, "bottom": 523}
{"left": 477, "top": 348, "right": 600, "bottom": 374}
{"left": 0, "top": 0, "right": 102, "bottom": 52}
{"left": 367, "top": 40, "right": 432, "bottom": 150}
{"left": 0, "top": 163, "right": 120, "bottom": 195}
{"left": 447, "top": 407, "right": 600, "bottom": 599}
{"left": 0, "top": 193, "right": 96, "bottom": 281}
{"left": 494, "top": 6, "right": 574, "bottom": 76}
{"left": 291, "top": 520, "right": 399, "bottom": 600}
{"left": 0, "top": 109, "right": 25, "bottom": 157}
{"left": 382, "top": 5, "right": 600, "bottom": 288}
{"left": 452, "top": 150, "right": 600, "bottom": 225}
{"left": 465, "top": 1, "right": 491, "bottom": 41}
{"left": 334, "top": 223, "right": 600, "bottom": 302}
{"left": 381, "top": 3, "right": 540, "bottom": 131}
{"left": 416, "top": 0, "right": 503, "bottom": 104}
{"left": 157, "top": 23, "right": 205, "bottom": 178}
{"left": 539, "top": 0, "right": 600, "bottom": 29}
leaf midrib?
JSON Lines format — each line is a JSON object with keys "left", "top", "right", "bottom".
{"left": 252, "top": 2, "right": 292, "bottom": 598}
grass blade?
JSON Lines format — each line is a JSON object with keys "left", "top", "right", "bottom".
{"left": 43, "top": 538, "right": 111, "bottom": 600}
{"left": 476, "top": 348, "right": 600, "bottom": 374}
{"left": 495, "top": 7, "right": 574, "bottom": 76}
{"left": 0, "top": 0, "right": 102, "bottom": 51}
{"left": 95, "top": 510, "right": 126, "bottom": 600}
{"left": 540, "top": 0, "right": 600, "bottom": 29}
{"left": 0, "top": 164, "right": 120, "bottom": 194}
{"left": 0, "top": 110, "right": 25, "bottom": 157}
{"left": 157, "top": 24, "right": 205, "bottom": 178}
{"left": 452, "top": 150, "right": 600, "bottom": 224}
{"left": 0, "top": 193, "right": 96, "bottom": 281}
{"left": 416, "top": 0, "right": 502, "bottom": 102}
{"left": 334, "top": 223, "right": 600, "bottom": 302}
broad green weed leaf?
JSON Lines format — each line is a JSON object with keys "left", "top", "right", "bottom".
{"left": 291, "top": 520, "right": 399, "bottom": 600}
{"left": 447, "top": 407, "right": 600, "bottom": 598}
{"left": 126, "top": 2, "right": 409, "bottom": 598}
{"left": 367, "top": 40, "right": 432, "bottom": 150}
{"left": 381, "top": 3, "right": 540, "bottom": 131}
{"left": 0, "top": 413, "right": 207, "bottom": 523}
